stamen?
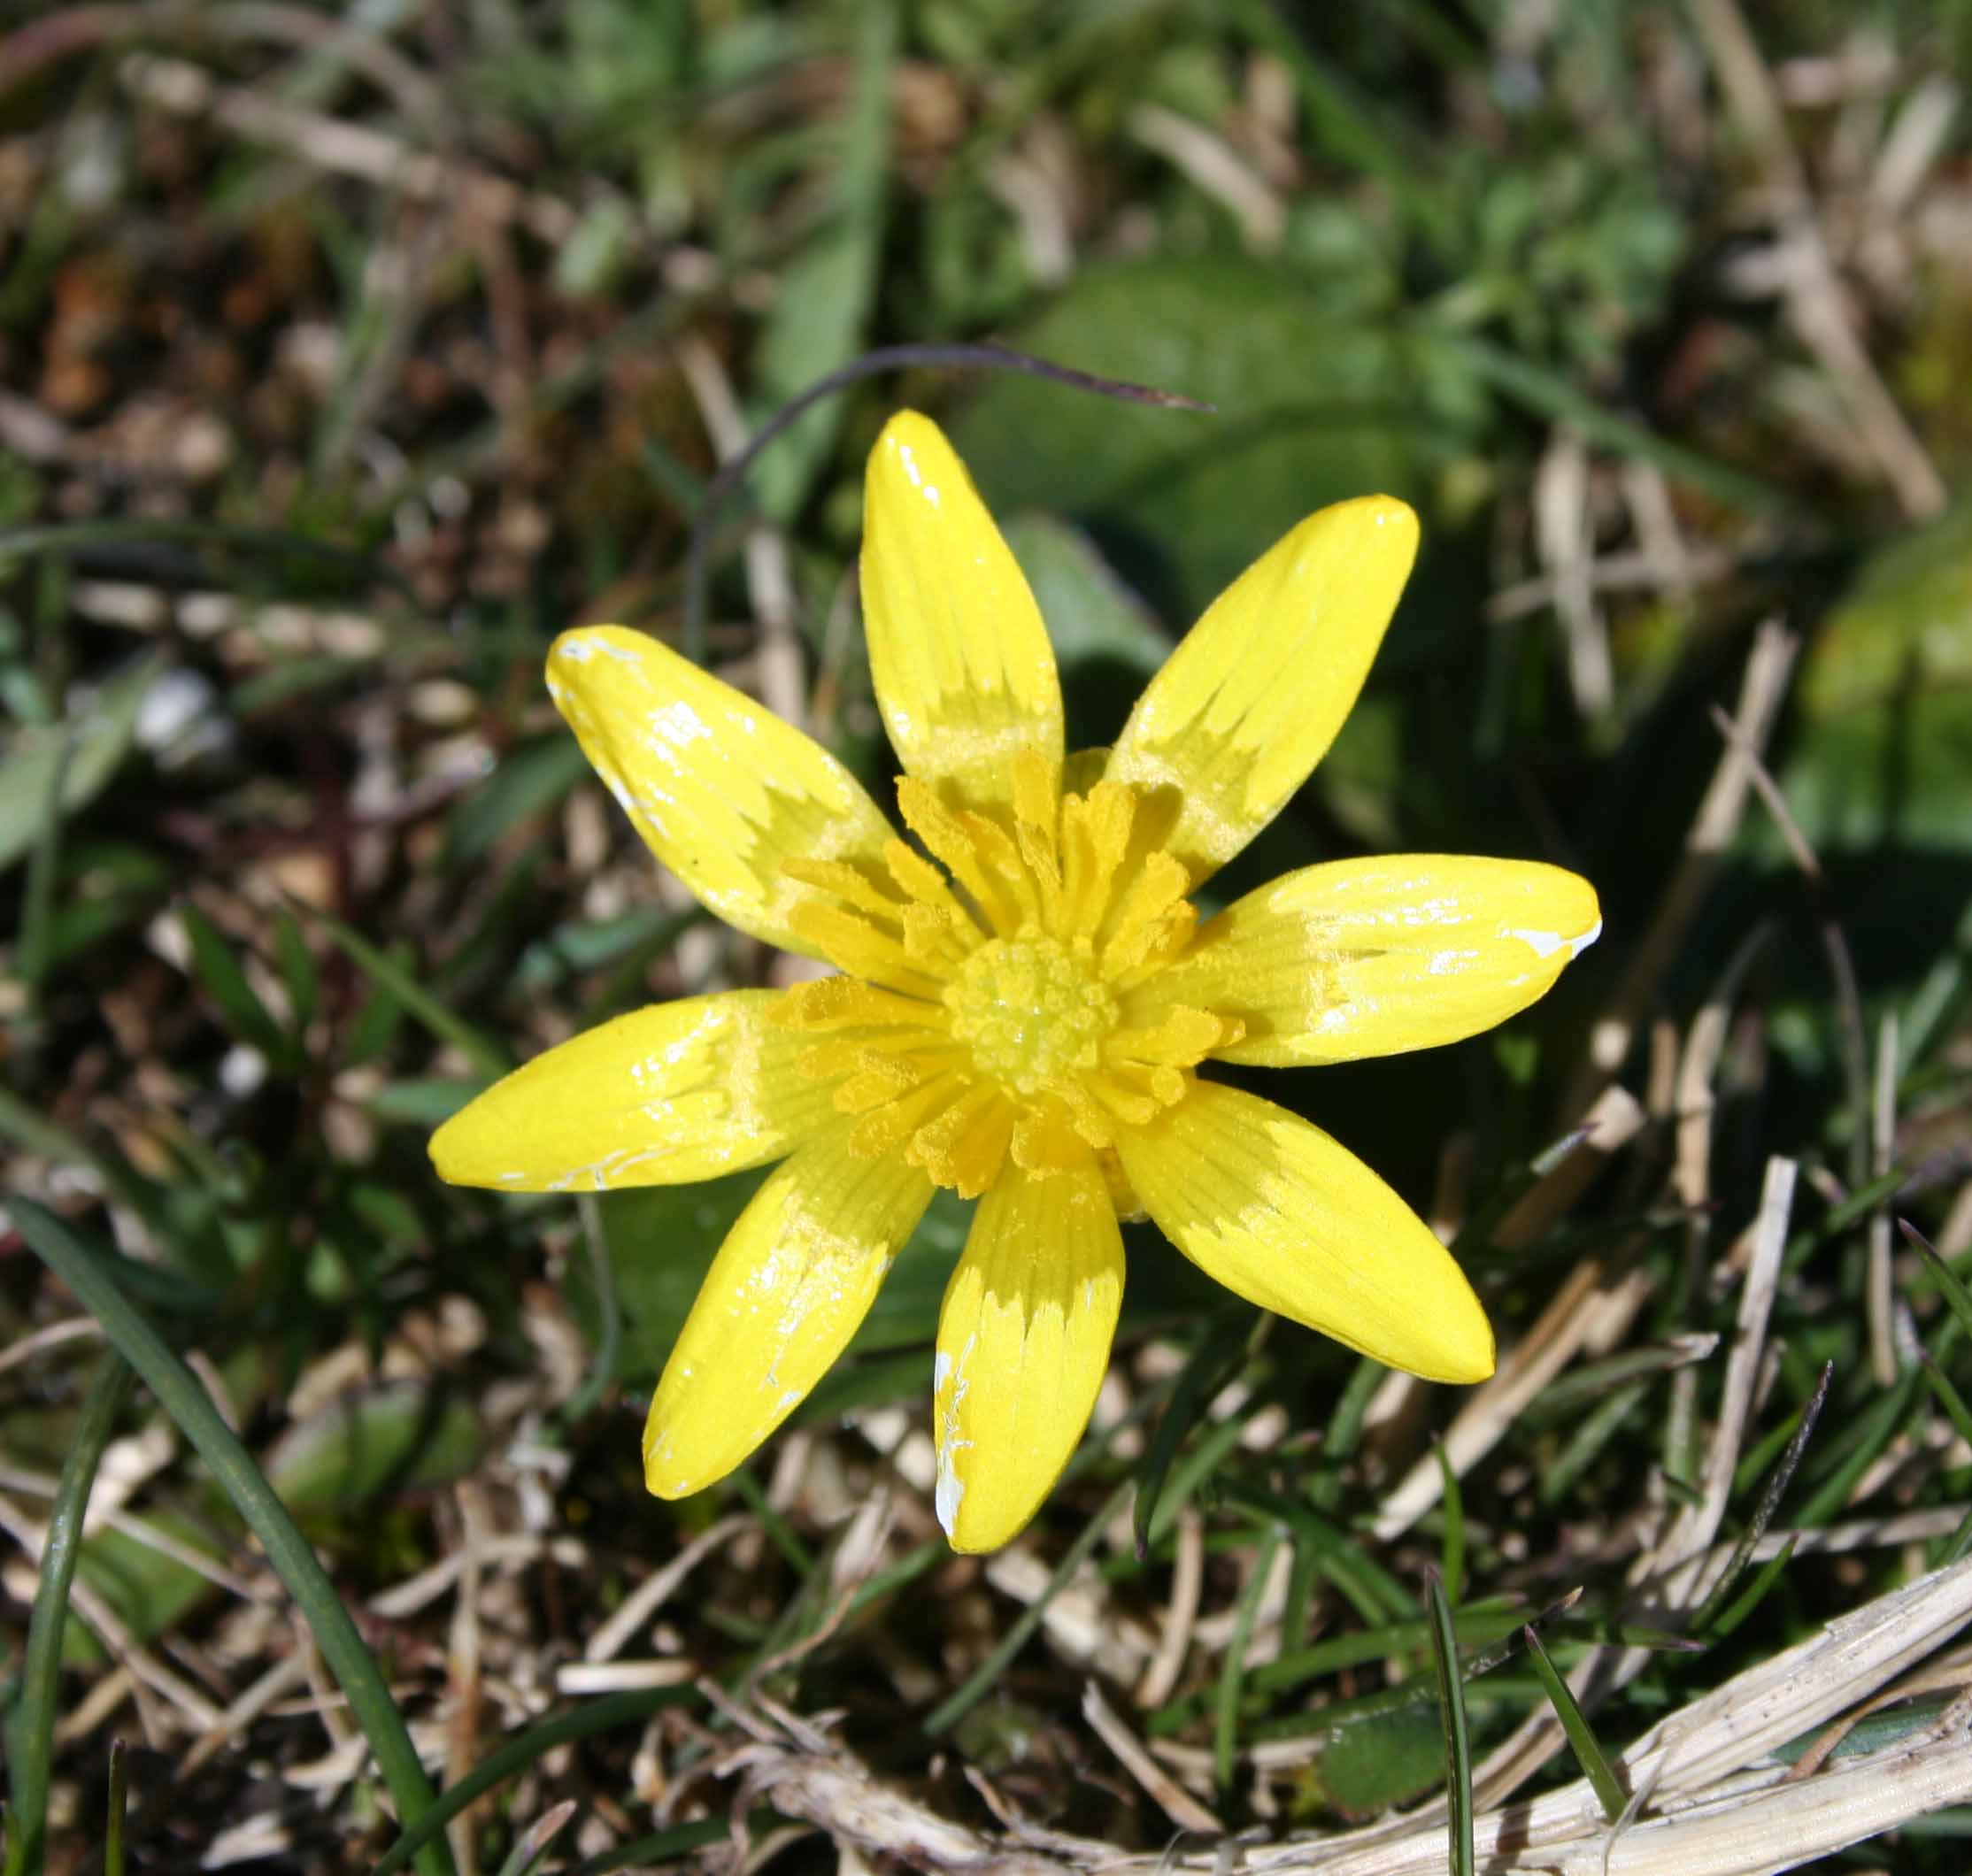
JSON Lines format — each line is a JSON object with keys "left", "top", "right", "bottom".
{"left": 775, "top": 976, "right": 945, "bottom": 1032}
{"left": 790, "top": 902, "right": 946, "bottom": 997}
{"left": 907, "top": 1082, "right": 1013, "bottom": 1198}
{"left": 781, "top": 856, "right": 905, "bottom": 922}
{"left": 847, "top": 1071, "right": 968, "bottom": 1159}
{"left": 901, "top": 903, "right": 971, "bottom": 972}
{"left": 1101, "top": 851, "right": 1190, "bottom": 979}
{"left": 884, "top": 837, "right": 984, "bottom": 939}
{"left": 958, "top": 809, "right": 1042, "bottom": 929}
{"left": 786, "top": 761, "right": 1229, "bottom": 1196}
{"left": 1010, "top": 1097, "right": 1095, "bottom": 1173}
{"left": 831, "top": 1052, "right": 929, "bottom": 1114}
{"left": 897, "top": 778, "right": 1021, "bottom": 934}
{"left": 1083, "top": 1070, "right": 1160, "bottom": 1127}
{"left": 1012, "top": 750, "right": 1065, "bottom": 927}
{"left": 1107, "top": 1005, "right": 1243, "bottom": 1067}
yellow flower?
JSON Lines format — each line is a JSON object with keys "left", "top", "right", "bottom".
{"left": 432, "top": 411, "right": 1600, "bottom": 1552}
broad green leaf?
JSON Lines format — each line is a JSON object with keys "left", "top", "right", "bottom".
{"left": 1304, "top": 1706, "right": 1450, "bottom": 1822}
{"left": 68, "top": 1515, "right": 225, "bottom": 1665}
{"left": 954, "top": 255, "right": 1466, "bottom": 616}
{"left": 999, "top": 512, "right": 1169, "bottom": 680}
{"left": 1778, "top": 495, "right": 1972, "bottom": 860}
{"left": 601, "top": 1175, "right": 970, "bottom": 1383}
{"left": 1800, "top": 495, "right": 1972, "bottom": 717}
{"left": 262, "top": 1382, "right": 483, "bottom": 1510}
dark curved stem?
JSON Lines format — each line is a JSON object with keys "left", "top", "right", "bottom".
{"left": 682, "top": 342, "right": 1212, "bottom": 663}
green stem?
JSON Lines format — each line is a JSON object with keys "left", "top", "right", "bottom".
{"left": 12, "top": 1200, "right": 457, "bottom": 1876}
{"left": 4, "top": 1355, "right": 134, "bottom": 1876}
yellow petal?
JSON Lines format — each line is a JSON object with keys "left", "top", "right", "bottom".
{"left": 548, "top": 626, "right": 895, "bottom": 954}
{"left": 860, "top": 411, "right": 1064, "bottom": 811}
{"left": 643, "top": 1126, "right": 933, "bottom": 1497}
{"left": 1105, "top": 497, "right": 1419, "bottom": 882}
{"left": 1144, "top": 856, "right": 1601, "bottom": 1066}
{"left": 429, "top": 991, "right": 834, "bottom": 1192}
{"left": 933, "top": 1161, "right": 1123, "bottom": 1552}
{"left": 1116, "top": 1082, "right": 1492, "bottom": 1383}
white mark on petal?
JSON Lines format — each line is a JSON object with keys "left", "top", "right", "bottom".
{"left": 935, "top": 1458, "right": 965, "bottom": 1534}
{"left": 1508, "top": 921, "right": 1601, "bottom": 963}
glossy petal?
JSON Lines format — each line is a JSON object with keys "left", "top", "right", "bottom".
{"left": 861, "top": 411, "right": 1064, "bottom": 810}
{"left": 548, "top": 626, "right": 895, "bottom": 954}
{"left": 932, "top": 1161, "right": 1123, "bottom": 1552}
{"left": 1117, "top": 1082, "right": 1492, "bottom": 1383}
{"left": 643, "top": 1125, "right": 934, "bottom": 1497}
{"left": 1105, "top": 497, "right": 1418, "bottom": 883}
{"left": 1144, "top": 856, "right": 1601, "bottom": 1067}
{"left": 429, "top": 991, "right": 834, "bottom": 1192}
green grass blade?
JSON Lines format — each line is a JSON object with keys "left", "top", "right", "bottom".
{"left": 1142, "top": 1399, "right": 1260, "bottom": 1557}
{"left": 1781, "top": 1168, "right": 1909, "bottom": 1277}
{"left": 372, "top": 1689, "right": 697, "bottom": 1876}
{"left": 1424, "top": 1569, "right": 1475, "bottom": 1876}
{"left": 494, "top": 1799, "right": 575, "bottom": 1876}
{"left": 1227, "top": 0, "right": 1456, "bottom": 242}
{"left": 178, "top": 902, "right": 297, "bottom": 1069}
{"left": 4, "top": 1354, "right": 134, "bottom": 1876}
{"left": 1133, "top": 1306, "right": 1254, "bottom": 1557}
{"left": 1707, "top": 1534, "right": 1800, "bottom": 1641}
{"left": 12, "top": 1200, "right": 458, "bottom": 1876}
{"left": 1214, "top": 1523, "right": 1283, "bottom": 1794}
{"left": 16, "top": 727, "right": 76, "bottom": 1002}
{"left": 290, "top": 896, "right": 511, "bottom": 1078}
{"left": 564, "top": 1818, "right": 734, "bottom": 1876}
{"left": 1798, "top": 1365, "right": 1921, "bottom": 1526}
{"left": 1426, "top": 334, "right": 1786, "bottom": 513}
{"left": 272, "top": 904, "right": 320, "bottom": 1033}
{"left": 1904, "top": 1219, "right": 1972, "bottom": 1344}
{"left": 0, "top": 517, "right": 412, "bottom": 600}
{"left": 1695, "top": 1360, "right": 1831, "bottom": 1633}
{"left": 925, "top": 1478, "right": 1132, "bottom": 1736}
{"left": 1921, "top": 1354, "right": 1972, "bottom": 1450}
{"left": 1521, "top": 1624, "right": 1625, "bottom": 1821}
{"left": 103, "top": 1739, "right": 128, "bottom": 1876}
{"left": 1148, "top": 1603, "right": 1530, "bottom": 1735}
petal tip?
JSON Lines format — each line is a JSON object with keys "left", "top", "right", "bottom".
{"left": 1362, "top": 492, "right": 1419, "bottom": 529}
{"left": 427, "top": 1115, "right": 463, "bottom": 1183}
{"left": 874, "top": 406, "right": 944, "bottom": 456}
{"left": 546, "top": 624, "right": 648, "bottom": 685}
{"left": 867, "top": 409, "right": 962, "bottom": 508}
{"left": 642, "top": 1426, "right": 698, "bottom": 1502}
{"left": 1434, "top": 1303, "right": 1496, "bottom": 1386}
{"left": 428, "top": 1097, "right": 502, "bottom": 1188}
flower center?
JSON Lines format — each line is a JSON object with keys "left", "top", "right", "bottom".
{"left": 946, "top": 935, "right": 1117, "bottom": 1096}
{"left": 771, "top": 749, "right": 1247, "bottom": 1198}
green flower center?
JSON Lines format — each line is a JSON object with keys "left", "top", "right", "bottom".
{"left": 945, "top": 934, "right": 1118, "bottom": 1096}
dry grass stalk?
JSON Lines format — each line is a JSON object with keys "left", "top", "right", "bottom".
{"left": 1571, "top": 620, "right": 1798, "bottom": 1116}
{"left": 689, "top": 1554, "right": 1972, "bottom": 1876}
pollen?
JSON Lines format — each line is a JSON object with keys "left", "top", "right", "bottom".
{"left": 773, "top": 749, "right": 1239, "bottom": 1200}
{"left": 947, "top": 935, "right": 1117, "bottom": 1096}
